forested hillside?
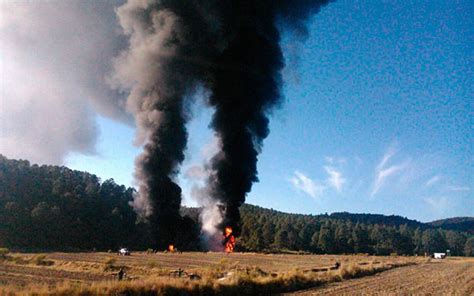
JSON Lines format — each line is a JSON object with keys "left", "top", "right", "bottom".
{"left": 429, "top": 217, "right": 474, "bottom": 234}
{"left": 236, "top": 205, "right": 473, "bottom": 256}
{"left": 0, "top": 155, "right": 153, "bottom": 250}
{"left": 1, "top": 155, "right": 473, "bottom": 256}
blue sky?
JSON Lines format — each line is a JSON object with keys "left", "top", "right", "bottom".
{"left": 62, "top": 1, "right": 471, "bottom": 221}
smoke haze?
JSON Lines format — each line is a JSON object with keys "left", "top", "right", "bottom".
{"left": 0, "top": 1, "right": 129, "bottom": 164}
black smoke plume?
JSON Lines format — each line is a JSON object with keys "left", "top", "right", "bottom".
{"left": 113, "top": 0, "right": 330, "bottom": 249}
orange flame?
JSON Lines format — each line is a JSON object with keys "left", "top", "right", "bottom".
{"left": 224, "top": 226, "right": 236, "bottom": 253}
{"left": 168, "top": 244, "right": 175, "bottom": 253}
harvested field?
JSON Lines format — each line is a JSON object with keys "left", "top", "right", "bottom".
{"left": 0, "top": 252, "right": 439, "bottom": 295}
{"left": 45, "top": 252, "right": 380, "bottom": 272}
{"left": 1, "top": 252, "right": 400, "bottom": 285}
{"left": 288, "top": 257, "right": 474, "bottom": 296}
{"left": 0, "top": 264, "right": 113, "bottom": 286}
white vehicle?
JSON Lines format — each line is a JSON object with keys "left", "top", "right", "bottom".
{"left": 118, "top": 248, "right": 131, "bottom": 256}
{"left": 433, "top": 252, "right": 446, "bottom": 259}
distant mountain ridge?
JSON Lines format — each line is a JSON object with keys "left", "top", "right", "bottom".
{"left": 428, "top": 217, "right": 474, "bottom": 234}
{"left": 328, "top": 212, "right": 424, "bottom": 228}
{"left": 184, "top": 203, "right": 472, "bottom": 233}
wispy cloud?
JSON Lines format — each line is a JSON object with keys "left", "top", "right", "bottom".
{"left": 325, "top": 156, "right": 346, "bottom": 165}
{"left": 371, "top": 163, "right": 408, "bottom": 196}
{"left": 424, "top": 196, "right": 449, "bottom": 215}
{"left": 289, "top": 171, "right": 325, "bottom": 199}
{"left": 371, "top": 146, "right": 409, "bottom": 197}
{"left": 446, "top": 185, "right": 471, "bottom": 192}
{"left": 376, "top": 145, "right": 397, "bottom": 171}
{"left": 324, "top": 166, "right": 345, "bottom": 192}
{"left": 425, "top": 175, "right": 441, "bottom": 187}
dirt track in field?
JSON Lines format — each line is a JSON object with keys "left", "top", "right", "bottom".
{"left": 287, "top": 258, "right": 474, "bottom": 296}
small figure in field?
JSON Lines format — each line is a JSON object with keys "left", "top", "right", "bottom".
{"left": 334, "top": 261, "right": 340, "bottom": 269}
{"left": 117, "top": 268, "right": 125, "bottom": 281}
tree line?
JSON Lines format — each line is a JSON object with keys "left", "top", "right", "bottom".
{"left": 0, "top": 155, "right": 152, "bottom": 250}
{"left": 1, "top": 155, "right": 473, "bottom": 256}
{"left": 236, "top": 204, "right": 474, "bottom": 256}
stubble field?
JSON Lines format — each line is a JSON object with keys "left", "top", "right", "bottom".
{"left": 0, "top": 252, "right": 471, "bottom": 295}
{"left": 287, "top": 257, "right": 474, "bottom": 295}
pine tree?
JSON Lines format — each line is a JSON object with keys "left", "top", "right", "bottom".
{"left": 318, "top": 223, "right": 334, "bottom": 253}
{"left": 297, "top": 225, "right": 313, "bottom": 250}
{"left": 445, "top": 231, "right": 466, "bottom": 256}
{"left": 334, "top": 222, "right": 351, "bottom": 253}
{"left": 262, "top": 220, "right": 276, "bottom": 248}
{"left": 464, "top": 237, "right": 474, "bottom": 256}
{"left": 274, "top": 229, "right": 290, "bottom": 250}
{"left": 422, "top": 229, "right": 448, "bottom": 254}
{"left": 310, "top": 231, "right": 319, "bottom": 252}
{"left": 370, "top": 225, "right": 392, "bottom": 255}
{"left": 413, "top": 227, "right": 423, "bottom": 255}
{"left": 246, "top": 229, "right": 264, "bottom": 251}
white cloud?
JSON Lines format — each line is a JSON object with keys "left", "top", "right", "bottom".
{"left": 289, "top": 171, "right": 325, "bottom": 199}
{"left": 324, "top": 166, "right": 345, "bottom": 192}
{"left": 425, "top": 175, "right": 441, "bottom": 187}
{"left": 376, "top": 145, "right": 397, "bottom": 171}
{"left": 371, "top": 146, "right": 409, "bottom": 197}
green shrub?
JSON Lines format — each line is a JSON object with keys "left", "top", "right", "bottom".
{"left": 0, "top": 248, "right": 9, "bottom": 257}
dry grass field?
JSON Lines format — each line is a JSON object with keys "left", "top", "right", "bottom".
{"left": 0, "top": 252, "right": 470, "bottom": 295}
{"left": 288, "top": 257, "right": 474, "bottom": 296}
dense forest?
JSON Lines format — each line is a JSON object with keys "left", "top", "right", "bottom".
{"left": 428, "top": 217, "right": 474, "bottom": 234}
{"left": 1, "top": 155, "right": 473, "bottom": 256}
{"left": 0, "top": 155, "right": 153, "bottom": 250}
{"left": 235, "top": 205, "right": 473, "bottom": 256}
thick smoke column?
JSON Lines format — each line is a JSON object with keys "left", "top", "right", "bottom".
{"left": 113, "top": 0, "right": 330, "bottom": 249}
{"left": 202, "top": 0, "right": 331, "bottom": 244}
{"left": 112, "top": 0, "right": 216, "bottom": 249}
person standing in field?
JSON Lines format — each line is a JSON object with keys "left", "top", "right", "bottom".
{"left": 117, "top": 268, "right": 125, "bottom": 281}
